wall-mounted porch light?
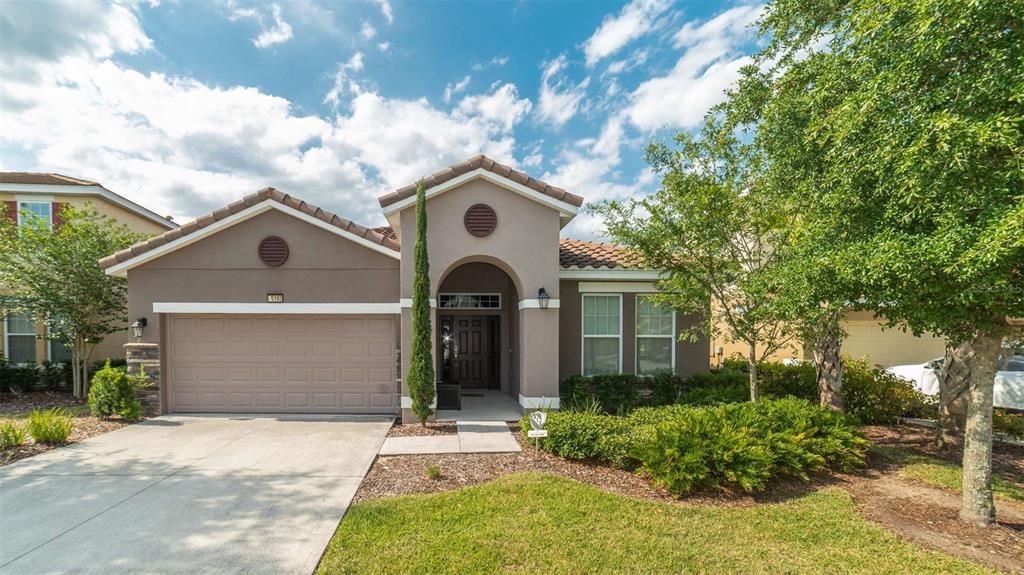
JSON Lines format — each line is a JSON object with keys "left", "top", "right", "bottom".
{"left": 537, "top": 287, "right": 551, "bottom": 309}
{"left": 130, "top": 317, "right": 148, "bottom": 339}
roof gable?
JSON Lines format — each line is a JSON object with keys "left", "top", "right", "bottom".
{"left": 101, "top": 188, "right": 399, "bottom": 277}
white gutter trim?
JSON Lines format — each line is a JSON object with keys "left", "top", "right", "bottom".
{"left": 518, "top": 298, "right": 561, "bottom": 310}
{"left": 577, "top": 281, "right": 657, "bottom": 293}
{"left": 1, "top": 183, "right": 176, "bottom": 229}
{"left": 559, "top": 268, "right": 664, "bottom": 280}
{"left": 153, "top": 302, "right": 401, "bottom": 314}
{"left": 105, "top": 200, "right": 400, "bottom": 277}
{"left": 519, "top": 395, "right": 560, "bottom": 410}
{"left": 382, "top": 168, "right": 580, "bottom": 218}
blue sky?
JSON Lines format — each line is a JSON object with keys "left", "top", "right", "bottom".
{"left": 0, "top": 0, "right": 764, "bottom": 238}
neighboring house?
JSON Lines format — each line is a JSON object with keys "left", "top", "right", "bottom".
{"left": 710, "top": 310, "right": 946, "bottom": 369}
{"left": 0, "top": 173, "right": 177, "bottom": 365}
{"left": 98, "top": 156, "right": 708, "bottom": 420}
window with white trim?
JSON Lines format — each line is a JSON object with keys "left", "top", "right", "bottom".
{"left": 47, "top": 321, "right": 72, "bottom": 363}
{"left": 582, "top": 294, "right": 621, "bottom": 376}
{"left": 438, "top": 293, "right": 501, "bottom": 309}
{"left": 636, "top": 295, "right": 675, "bottom": 375}
{"left": 4, "top": 313, "right": 37, "bottom": 364}
{"left": 18, "top": 201, "right": 52, "bottom": 229}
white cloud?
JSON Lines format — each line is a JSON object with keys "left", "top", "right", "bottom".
{"left": 323, "top": 52, "right": 366, "bottom": 109}
{"left": 471, "top": 55, "right": 509, "bottom": 72}
{"left": 625, "top": 4, "right": 763, "bottom": 130}
{"left": 605, "top": 48, "right": 649, "bottom": 76}
{"left": 442, "top": 75, "right": 472, "bottom": 103}
{"left": 253, "top": 4, "right": 293, "bottom": 48}
{"left": 377, "top": 41, "right": 391, "bottom": 53}
{"left": 536, "top": 54, "right": 590, "bottom": 128}
{"left": 373, "top": 0, "right": 394, "bottom": 25}
{"left": 455, "top": 83, "right": 532, "bottom": 132}
{"left": 360, "top": 20, "right": 376, "bottom": 40}
{"left": 582, "top": 0, "right": 671, "bottom": 67}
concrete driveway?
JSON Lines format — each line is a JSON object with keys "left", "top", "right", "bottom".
{"left": 0, "top": 414, "right": 392, "bottom": 574}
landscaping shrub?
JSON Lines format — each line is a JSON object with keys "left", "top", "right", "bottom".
{"left": 26, "top": 408, "right": 74, "bottom": 444}
{"left": 0, "top": 359, "right": 41, "bottom": 392}
{"left": 593, "top": 374, "right": 640, "bottom": 414}
{"left": 757, "top": 361, "right": 817, "bottom": 400}
{"left": 0, "top": 420, "right": 27, "bottom": 447}
{"left": 648, "top": 372, "right": 683, "bottom": 405}
{"left": 523, "top": 398, "right": 867, "bottom": 494}
{"left": 842, "top": 358, "right": 925, "bottom": 424}
{"left": 87, "top": 360, "right": 145, "bottom": 420}
{"left": 559, "top": 375, "right": 592, "bottom": 411}
{"left": 995, "top": 409, "right": 1024, "bottom": 439}
{"left": 676, "top": 381, "right": 748, "bottom": 405}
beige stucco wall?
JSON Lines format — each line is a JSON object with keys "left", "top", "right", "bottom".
{"left": 0, "top": 192, "right": 169, "bottom": 364}
{"left": 397, "top": 177, "right": 562, "bottom": 417}
{"left": 559, "top": 279, "right": 710, "bottom": 381}
{"left": 708, "top": 309, "right": 946, "bottom": 368}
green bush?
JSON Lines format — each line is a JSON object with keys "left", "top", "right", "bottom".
{"left": 524, "top": 398, "right": 867, "bottom": 495}
{"left": 560, "top": 375, "right": 592, "bottom": 411}
{"left": 758, "top": 362, "right": 817, "bottom": 400}
{"left": 995, "top": 410, "right": 1024, "bottom": 438}
{"left": 88, "top": 360, "right": 145, "bottom": 420}
{"left": 677, "top": 381, "right": 749, "bottom": 405}
{"left": 842, "top": 359, "right": 924, "bottom": 424}
{"left": 0, "top": 420, "right": 27, "bottom": 447}
{"left": 648, "top": 372, "right": 683, "bottom": 405}
{"left": 26, "top": 408, "right": 74, "bottom": 444}
{"left": 593, "top": 374, "right": 641, "bottom": 414}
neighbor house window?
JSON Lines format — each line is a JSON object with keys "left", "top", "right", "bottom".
{"left": 18, "top": 201, "right": 52, "bottom": 229}
{"left": 47, "top": 322, "right": 72, "bottom": 363}
{"left": 438, "top": 294, "right": 501, "bottom": 309}
{"left": 4, "top": 313, "right": 37, "bottom": 364}
{"left": 636, "top": 295, "right": 675, "bottom": 376}
{"left": 582, "top": 294, "right": 621, "bottom": 376}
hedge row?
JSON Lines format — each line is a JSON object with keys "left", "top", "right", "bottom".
{"left": 560, "top": 358, "right": 927, "bottom": 424}
{"left": 522, "top": 398, "right": 868, "bottom": 495}
{"left": 0, "top": 359, "right": 127, "bottom": 393}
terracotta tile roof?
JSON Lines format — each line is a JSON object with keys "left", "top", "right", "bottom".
{"left": 0, "top": 172, "right": 97, "bottom": 186}
{"left": 98, "top": 188, "right": 400, "bottom": 269}
{"left": 373, "top": 226, "right": 397, "bottom": 240}
{"left": 378, "top": 154, "right": 584, "bottom": 209}
{"left": 558, "top": 238, "right": 643, "bottom": 269}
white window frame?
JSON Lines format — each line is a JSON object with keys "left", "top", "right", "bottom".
{"left": 437, "top": 293, "right": 502, "bottom": 310}
{"left": 581, "top": 293, "right": 623, "bottom": 376}
{"left": 17, "top": 199, "right": 53, "bottom": 229}
{"left": 46, "top": 324, "right": 72, "bottom": 363}
{"left": 634, "top": 294, "right": 676, "bottom": 376}
{"left": 3, "top": 312, "right": 37, "bottom": 364}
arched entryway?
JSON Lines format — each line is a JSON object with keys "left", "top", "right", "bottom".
{"left": 435, "top": 260, "right": 520, "bottom": 418}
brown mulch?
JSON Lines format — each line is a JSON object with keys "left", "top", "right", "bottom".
{"left": 386, "top": 421, "right": 458, "bottom": 437}
{"left": 0, "top": 392, "right": 140, "bottom": 467}
{"left": 862, "top": 424, "right": 1024, "bottom": 479}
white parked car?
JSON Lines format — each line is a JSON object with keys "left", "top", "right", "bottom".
{"left": 887, "top": 354, "right": 1024, "bottom": 411}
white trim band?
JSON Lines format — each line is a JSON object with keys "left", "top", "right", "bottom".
{"left": 578, "top": 281, "right": 657, "bottom": 293}
{"left": 559, "top": 268, "right": 663, "bottom": 280}
{"left": 517, "top": 298, "right": 561, "bottom": 310}
{"left": 400, "top": 396, "right": 438, "bottom": 409}
{"left": 153, "top": 302, "right": 401, "bottom": 314}
{"left": 518, "top": 395, "right": 560, "bottom": 410}
{"left": 400, "top": 298, "right": 438, "bottom": 308}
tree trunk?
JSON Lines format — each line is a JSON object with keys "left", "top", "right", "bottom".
{"left": 813, "top": 330, "right": 843, "bottom": 411}
{"left": 960, "top": 331, "right": 1001, "bottom": 527}
{"left": 747, "top": 343, "right": 759, "bottom": 402}
{"left": 935, "top": 339, "right": 971, "bottom": 450}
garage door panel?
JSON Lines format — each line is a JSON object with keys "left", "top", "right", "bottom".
{"left": 168, "top": 314, "right": 396, "bottom": 414}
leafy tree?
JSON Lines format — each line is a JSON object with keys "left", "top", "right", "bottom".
{"left": 0, "top": 205, "right": 144, "bottom": 397}
{"left": 407, "top": 182, "right": 435, "bottom": 424}
{"left": 742, "top": 0, "right": 1024, "bottom": 526}
{"left": 596, "top": 117, "right": 795, "bottom": 402}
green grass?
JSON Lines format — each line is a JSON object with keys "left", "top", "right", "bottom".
{"left": 317, "top": 473, "right": 994, "bottom": 575}
{"left": 873, "top": 447, "right": 1024, "bottom": 501}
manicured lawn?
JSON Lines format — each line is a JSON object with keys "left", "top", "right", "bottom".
{"left": 873, "top": 446, "right": 1024, "bottom": 501}
{"left": 318, "top": 473, "right": 994, "bottom": 574}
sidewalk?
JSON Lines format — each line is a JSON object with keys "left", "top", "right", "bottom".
{"left": 378, "top": 421, "right": 521, "bottom": 455}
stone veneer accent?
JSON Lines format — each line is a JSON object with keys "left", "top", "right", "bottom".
{"left": 125, "top": 342, "right": 161, "bottom": 416}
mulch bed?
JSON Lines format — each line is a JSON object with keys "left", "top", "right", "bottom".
{"left": 387, "top": 421, "right": 458, "bottom": 437}
{"left": 863, "top": 424, "right": 1024, "bottom": 479}
{"left": 0, "top": 392, "right": 140, "bottom": 467}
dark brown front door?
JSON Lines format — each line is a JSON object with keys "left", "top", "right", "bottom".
{"left": 454, "top": 316, "right": 486, "bottom": 388}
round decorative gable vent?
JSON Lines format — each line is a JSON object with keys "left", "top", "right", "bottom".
{"left": 258, "top": 236, "right": 289, "bottom": 267}
{"left": 464, "top": 204, "right": 497, "bottom": 237}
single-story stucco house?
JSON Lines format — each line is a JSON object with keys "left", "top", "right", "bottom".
{"left": 98, "top": 156, "right": 708, "bottom": 421}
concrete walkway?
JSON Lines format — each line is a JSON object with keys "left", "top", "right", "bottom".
{"left": 379, "top": 420, "right": 521, "bottom": 455}
{"left": 0, "top": 414, "right": 392, "bottom": 575}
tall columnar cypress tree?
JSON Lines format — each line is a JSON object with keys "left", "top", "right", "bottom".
{"left": 407, "top": 181, "right": 435, "bottom": 424}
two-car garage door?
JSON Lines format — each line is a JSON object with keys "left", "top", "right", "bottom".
{"left": 166, "top": 314, "right": 396, "bottom": 413}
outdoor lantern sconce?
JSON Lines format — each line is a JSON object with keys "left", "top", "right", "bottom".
{"left": 537, "top": 287, "right": 550, "bottom": 309}
{"left": 130, "top": 317, "right": 147, "bottom": 339}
